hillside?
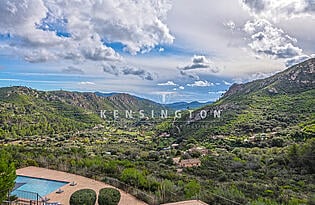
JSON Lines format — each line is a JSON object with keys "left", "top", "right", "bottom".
{"left": 0, "top": 87, "right": 165, "bottom": 139}
{"left": 97, "top": 92, "right": 166, "bottom": 114}
{"left": 172, "top": 58, "right": 315, "bottom": 140}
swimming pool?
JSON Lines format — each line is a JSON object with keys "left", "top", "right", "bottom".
{"left": 11, "top": 176, "right": 68, "bottom": 200}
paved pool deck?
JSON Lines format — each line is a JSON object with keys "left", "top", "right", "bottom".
{"left": 162, "top": 200, "right": 208, "bottom": 205}
{"left": 16, "top": 166, "right": 147, "bottom": 205}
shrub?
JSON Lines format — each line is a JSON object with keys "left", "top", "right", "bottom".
{"left": 121, "top": 168, "right": 147, "bottom": 188}
{"left": 98, "top": 188, "right": 121, "bottom": 205}
{"left": 69, "top": 189, "right": 96, "bottom": 205}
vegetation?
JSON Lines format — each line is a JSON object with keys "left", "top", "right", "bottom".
{"left": 69, "top": 189, "right": 96, "bottom": 205}
{"left": 1, "top": 59, "right": 314, "bottom": 204}
{"left": 98, "top": 188, "right": 121, "bottom": 205}
{"left": 0, "top": 150, "right": 16, "bottom": 202}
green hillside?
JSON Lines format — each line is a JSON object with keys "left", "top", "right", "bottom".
{"left": 0, "top": 87, "right": 165, "bottom": 139}
{"left": 171, "top": 58, "right": 315, "bottom": 141}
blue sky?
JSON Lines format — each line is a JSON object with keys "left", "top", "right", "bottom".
{"left": 0, "top": 0, "right": 315, "bottom": 103}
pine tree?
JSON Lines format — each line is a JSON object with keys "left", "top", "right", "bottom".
{"left": 0, "top": 150, "right": 16, "bottom": 202}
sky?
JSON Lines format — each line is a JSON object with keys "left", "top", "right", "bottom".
{"left": 0, "top": 0, "right": 315, "bottom": 103}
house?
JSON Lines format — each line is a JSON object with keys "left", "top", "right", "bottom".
{"left": 179, "top": 158, "right": 201, "bottom": 167}
{"left": 173, "top": 157, "right": 181, "bottom": 165}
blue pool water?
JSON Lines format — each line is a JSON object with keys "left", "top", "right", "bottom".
{"left": 11, "top": 176, "right": 68, "bottom": 200}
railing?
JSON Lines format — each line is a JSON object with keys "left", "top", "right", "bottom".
{"left": 11, "top": 190, "right": 41, "bottom": 201}
{"left": 103, "top": 177, "right": 158, "bottom": 205}
{"left": 2, "top": 199, "right": 46, "bottom": 205}
{"left": 4, "top": 189, "right": 46, "bottom": 205}
{"left": 2, "top": 201, "right": 30, "bottom": 205}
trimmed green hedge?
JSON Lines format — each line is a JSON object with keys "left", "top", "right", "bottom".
{"left": 98, "top": 188, "right": 121, "bottom": 205}
{"left": 69, "top": 189, "right": 96, "bottom": 205}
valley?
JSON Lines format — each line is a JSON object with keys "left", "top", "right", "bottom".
{"left": 1, "top": 59, "right": 314, "bottom": 204}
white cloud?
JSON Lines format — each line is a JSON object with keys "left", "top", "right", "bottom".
{"left": 187, "top": 80, "right": 214, "bottom": 87}
{"left": 0, "top": 0, "right": 174, "bottom": 65}
{"left": 78, "top": 81, "right": 96, "bottom": 85}
{"left": 102, "top": 63, "right": 155, "bottom": 80}
{"left": 178, "top": 55, "right": 220, "bottom": 80}
{"left": 244, "top": 18, "right": 303, "bottom": 59}
{"left": 158, "top": 81, "right": 177, "bottom": 86}
{"left": 0, "top": 0, "right": 62, "bottom": 45}
{"left": 241, "top": 0, "right": 315, "bottom": 21}
{"left": 180, "top": 55, "right": 219, "bottom": 72}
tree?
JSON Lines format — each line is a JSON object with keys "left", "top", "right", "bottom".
{"left": 0, "top": 150, "right": 16, "bottom": 202}
{"left": 158, "top": 179, "right": 175, "bottom": 203}
{"left": 120, "top": 168, "right": 146, "bottom": 188}
{"left": 184, "top": 180, "right": 201, "bottom": 199}
{"left": 98, "top": 188, "right": 121, "bottom": 205}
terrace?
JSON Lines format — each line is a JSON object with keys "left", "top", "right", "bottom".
{"left": 10, "top": 166, "right": 147, "bottom": 205}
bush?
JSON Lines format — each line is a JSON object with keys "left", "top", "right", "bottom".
{"left": 69, "top": 189, "right": 96, "bottom": 205}
{"left": 121, "top": 168, "right": 147, "bottom": 188}
{"left": 98, "top": 188, "right": 121, "bottom": 205}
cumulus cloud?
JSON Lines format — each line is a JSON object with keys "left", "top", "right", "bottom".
{"left": 187, "top": 80, "right": 214, "bottom": 87}
{"left": 0, "top": 0, "right": 174, "bottom": 66}
{"left": 178, "top": 55, "right": 220, "bottom": 80}
{"left": 0, "top": 0, "right": 63, "bottom": 45}
{"left": 122, "top": 67, "right": 154, "bottom": 80}
{"left": 180, "top": 55, "right": 219, "bottom": 72}
{"left": 158, "top": 81, "right": 177, "bottom": 86}
{"left": 244, "top": 19, "right": 303, "bottom": 59}
{"left": 242, "top": 0, "right": 315, "bottom": 21}
{"left": 102, "top": 64, "right": 154, "bottom": 80}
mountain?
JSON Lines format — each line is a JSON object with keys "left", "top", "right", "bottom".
{"left": 96, "top": 92, "right": 166, "bottom": 112}
{"left": 165, "top": 101, "right": 212, "bottom": 110}
{"left": 223, "top": 58, "right": 315, "bottom": 98}
{"left": 0, "top": 87, "right": 166, "bottom": 139}
{"left": 96, "top": 92, "right": 211, "bottom": 111}
{"left": 171, "top": 58, "right": 315, "bottom": 140}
